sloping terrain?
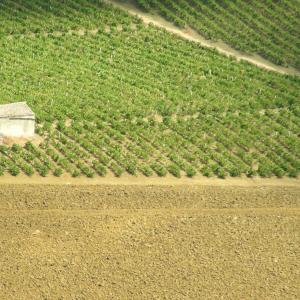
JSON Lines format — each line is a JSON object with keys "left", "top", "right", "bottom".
{"left": 0, "top": 2, "right": 299, "bottom": 299}
{"left": 0, "top": 1, "right": 299, "bottom": 179}
{"left": 107, "top": 0, "right": 300, "bottom": 75}
{"left": 0, "top": 183, "right": 299, "bottom": 299}
{"left": 133, "top": 0, "right": 300, "bottom": 69}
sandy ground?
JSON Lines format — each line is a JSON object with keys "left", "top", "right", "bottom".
{"left": 1, "top": 134, "right": 43, "bottom": 147}
{"left": 0, "top": 173, "right": 299, "bottom": 187}
{"left": 106, "top": 0, "right": 300, "bottom": 76}
{"left": 0, "top": 183, "right": 299, "bottom": 299}
{"left": 0, "top": 183, "right": 299, "bottom": 210}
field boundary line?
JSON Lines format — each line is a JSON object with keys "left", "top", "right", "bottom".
{"left": 0, "top": 174, "right": 299, "bottom": 187}
{"left": 0, "top": 207, "right": 299, "bottom": 216}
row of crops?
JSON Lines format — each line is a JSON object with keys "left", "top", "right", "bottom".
{"left": 0, "top": 0, "right": 299, "bottom": 178}
{"left": 134, "top": 0, "right": 300, "bottom": 69}
{"left": 0, "top": 0, "right": 143, "bottom": 35}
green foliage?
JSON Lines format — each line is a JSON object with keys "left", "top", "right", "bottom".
{"left": 273, "top": 166, "right": 285, "bottom": 178}
{"left": 202, "top": 167, "right": 213, "bottom": 178}
{"left": 134, "top": 0, "right": 300, "bottom": 69}
{"left": 0, "top": 1, "right": 299, "bottom": 179}
{"left": 126, "top": 164, "right": 137, "bottom": 176}
{"left": 140, "top": 164, "right": 153, "bottom": 177}
{"left": 228, "top": 167, "right": 241, "bottom": 177}
{"left": 151, "top": 163, "right": 167, "bottom": 177}
{"left": 246, "top": 168, "right": 256, "bottom": 178}
{"left": 93, "top": 163, "right": 107, "bottom": 177}
{"left": 288, "top": 169, "right": 298, "bottom": 178}
{"left": 23, "top": 165, "right": 34, "bottom": 176}
{"left": 257, "top": 165, "right": 272, "bottom": 178}
{"left": 168, "top": 164, "right": 181, "bottom": 178}
{"left": 72, "top": 169, "right": 81, "bottom": 178}
{"left": 11, "top": 144, "right": 21, "bottom": 153}
{"left": 186, "top": 167, "right": 196, "bottom": 178}
{"left": 54, "top": 168, "right": 63, "bottom": 177}
{"left": 9, "top": 165, "right": 20, "bottom": 176}
{"left": 111, "top": 163, "right": 123, "bottom": 177}
{"left": 216, "top": 168, "right": 227, "bottom": 179}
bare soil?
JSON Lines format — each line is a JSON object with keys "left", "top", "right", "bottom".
{"left": 0, "top": 172, "right": 299, "bottom": 187}
{"left": 0, "top": 182, "right": 299, "bottom": 299}
{"left": 1, "top": 134, "right": 43, "bottom": 147}
{"left": 106, "top": 0, "right": 300, "bottom": 76}
{"left": 0, "top": 182, "right": 299, "bottom": 210}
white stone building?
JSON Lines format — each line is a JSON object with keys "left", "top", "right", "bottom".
{"left": 0, "top": 102, "right": 35, "bottom": 137}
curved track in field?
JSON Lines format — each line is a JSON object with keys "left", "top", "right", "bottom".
{"left": 107, "top": 0, "right": 300, "bottom": 76}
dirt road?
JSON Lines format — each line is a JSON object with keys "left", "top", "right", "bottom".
{"left": 0, "top": 183, "right": 299, "bottom": 299}
{"left": 106, "top": 0, "right": 300, "bottom": 76}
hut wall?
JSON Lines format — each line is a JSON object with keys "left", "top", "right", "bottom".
{"left": 0, "top": 118, "right": 35, "bottom": 137}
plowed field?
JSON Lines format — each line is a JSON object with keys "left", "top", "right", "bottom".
{"left": 0, "top": 183, "right": 299, "bottom": 299}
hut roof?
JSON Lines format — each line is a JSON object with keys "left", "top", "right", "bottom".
{"left": 0, "top": 102, "right": 35, "bottom": 119}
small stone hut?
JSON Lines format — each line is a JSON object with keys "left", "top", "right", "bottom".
{"left": 0, "top": 102, "right": 35, "bottom": 137}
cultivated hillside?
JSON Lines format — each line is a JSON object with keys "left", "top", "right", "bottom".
{"left": 0, "top": 0, "right": 299, "bottom": 179}
{"left": 133, "top": 0, "right": 300, "bottom": 69}
{"left": 0, "top": 3, "right": 299, "bottom": 298}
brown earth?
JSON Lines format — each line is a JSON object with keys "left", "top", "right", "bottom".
{"left": 1, "top": 134, "right": 43, "bottom": 147}
{"left": 0, "top": 183, "right": 300, "bottom": 210}
{"left": 0, "top": 183, "right": 299, "bottom": 299}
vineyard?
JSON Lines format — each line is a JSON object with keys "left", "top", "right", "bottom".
{"left": 134, "top": 0, "right": 300, "bottom": 69}
{"left": 0, "top": 0, "right": 299, "bottom": 179}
